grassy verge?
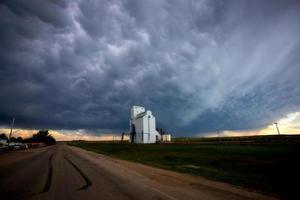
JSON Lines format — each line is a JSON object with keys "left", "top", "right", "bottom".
{"left": 69, "top": 141, "right": 299, "bottom": 199}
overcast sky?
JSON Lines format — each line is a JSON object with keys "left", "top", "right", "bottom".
{"left": 0, "top": 0, "right": 300, "bottom": 137}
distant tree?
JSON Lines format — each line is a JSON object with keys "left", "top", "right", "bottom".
{"left": 22, "top": 130, "right": 56, "bottom": 145}
{"left": 16, "top": 137, "right": 23, "bottom": 143}
{"left": 0, "top": 133, "right": 8, "bottom": 140}
{"left": 34, "top": 130, "right": 56, "bottom": 145}
{"left": 10, "top": 137, "right": 17, "bottom": 142}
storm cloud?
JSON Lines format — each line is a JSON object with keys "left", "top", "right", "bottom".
{"left": 0, "top": 0, "right": 300, "bottom": 136}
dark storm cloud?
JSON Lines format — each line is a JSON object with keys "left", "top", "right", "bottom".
{"left": 0, "top": 0, "right": 300, "bottom": 135}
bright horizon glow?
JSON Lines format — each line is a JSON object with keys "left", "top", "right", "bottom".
{"left": 202, "top": 112, "right": 300, "bottom": 137}
{"left": 0, "top": 128, "right": 129, "bottom": 141}
{"left": 1, "top": 112, "right": 299, "bottom": 141}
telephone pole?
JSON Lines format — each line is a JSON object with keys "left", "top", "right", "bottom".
{"left": 274, "top": 122, "right": 280, "bottom": 135}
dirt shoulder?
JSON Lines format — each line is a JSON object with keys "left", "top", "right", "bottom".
{"left": 69, "top": 145, "right": 278, "bottom": 200}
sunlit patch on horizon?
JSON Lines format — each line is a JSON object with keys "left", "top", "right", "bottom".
{"left": 0, "top": 128, "right": 128, "bottom": 141}
{"left": 201, "top": 112, "right": 300, "bottom": 137}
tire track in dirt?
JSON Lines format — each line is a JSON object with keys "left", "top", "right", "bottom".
{"left": 64, "top": 156, "right": 92, "bottom": 190}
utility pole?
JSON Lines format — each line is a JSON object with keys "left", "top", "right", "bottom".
{"left": 8, "top": 117, "right": 15, "bottom": 146}
{"left": 274, "top": 122, "right": 280, "bottom": 135}
{"left": 121, "top": 132, "right": 124, "bottom": 143}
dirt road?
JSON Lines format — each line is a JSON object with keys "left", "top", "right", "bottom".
{"left": 0, "top": 143, "right": 276, "bottom": 200}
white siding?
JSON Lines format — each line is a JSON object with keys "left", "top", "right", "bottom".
{"left": 161, "top": 134, "right": 171, "bottom": 142}
{"left": 130, "top": 106, "right": 159, "bottom": 144}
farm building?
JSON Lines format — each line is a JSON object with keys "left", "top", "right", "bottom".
{"left": 161, "top": 133, "right": 172, "bottom": 142}
{"left": 129, "top": 106, "right": 160, "bottom": 143}
{"left": 156, "top": 128, "right": 172, "bottom": 142}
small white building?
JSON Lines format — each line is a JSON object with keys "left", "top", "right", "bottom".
{"left": 161, "top": 134, "right": 171, "bottom": 142}
{"left": 130, "top": 106, "right": 160, "bottom": 143}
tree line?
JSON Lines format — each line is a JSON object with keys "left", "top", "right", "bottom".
{"left": 0, "top": 130, "right": 56, "bottom": 146}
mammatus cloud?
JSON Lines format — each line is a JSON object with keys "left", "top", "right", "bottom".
{"left": 0, "top": 0, "right": 300, "bottom": 136}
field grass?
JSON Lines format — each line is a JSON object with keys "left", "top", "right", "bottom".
{"left": 173, "top": 134, "right": 300, "bottom": 143}
{"left": 69, "top": 138, "right": 299, "bottom": 199}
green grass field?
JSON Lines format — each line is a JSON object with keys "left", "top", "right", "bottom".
{"left": 69, "top": 138, "right": 299, "bottom": 199}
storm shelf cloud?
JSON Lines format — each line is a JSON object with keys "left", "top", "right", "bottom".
{"left": 0, "top": 0, "right": 300, "bottom": 136}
